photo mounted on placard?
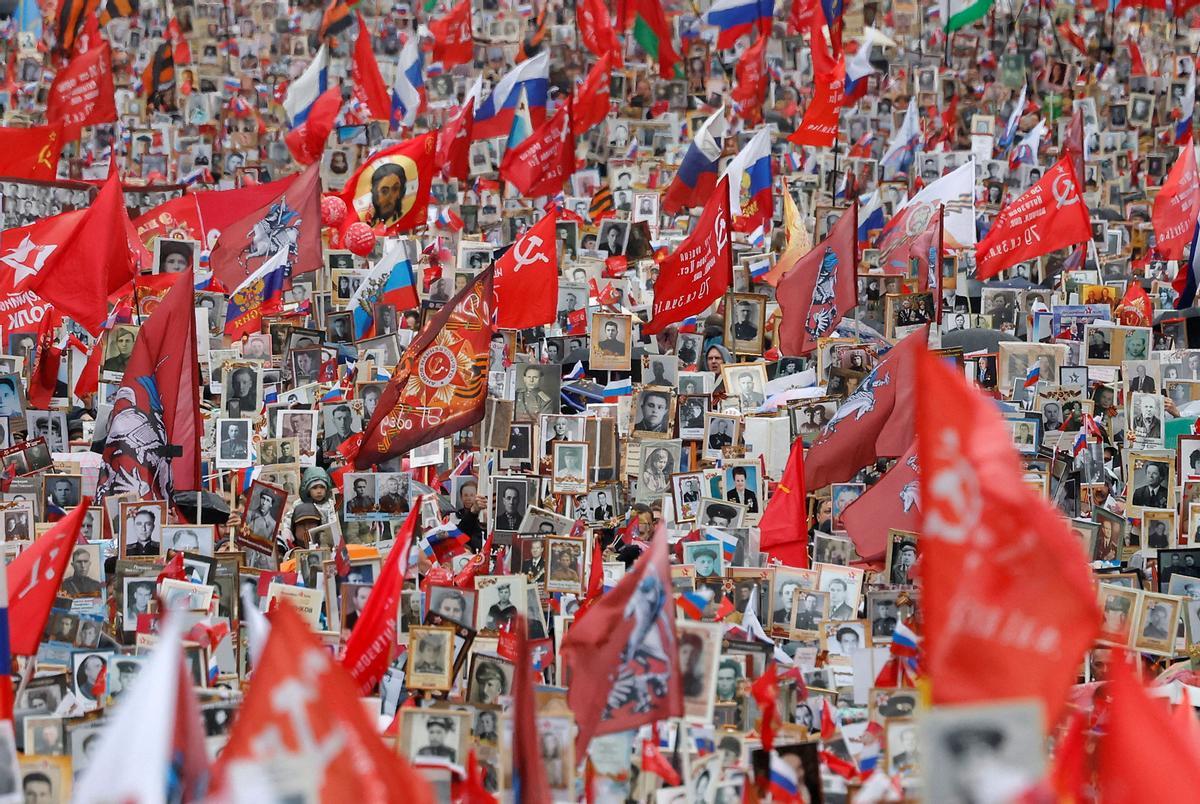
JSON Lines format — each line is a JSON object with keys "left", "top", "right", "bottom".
{"left": 405, "top": 625, "right": 457, "bottom": 690}
{"left": 704, "top": 412, "right": 740, "bottom": 458}
{"left": 885, "top": 530, "right": 919, "bottom": 585}
{"left": 721, "top": 364, "right": 768, "bottom": 410}
{"left": 637, "top": 441, "right": 680, "bottom": 504}
{"left": 153, "top": 238, "right": 199, "bottom": 275}
{"left": 276, "top": 409, "right": 318, "bottom": 465}
{"left": 551, "top": 442, "right": 588, "bottom": 496}
{"left": 216, "top": 418, "right": 252, "bottom": 468}
{"left": 1126, "top": 451, "right": 1175, "bottom": 514}
{"left": 241, "top": 480, "right": 288, "bottom": 555}
{"left": 44, "top": 474, "right": 82, "bottom": 511}
{"left": 672, "top": 472, "right": 705, "bottom": 523}
{"left": 632, "top": 385, "right": 675, "bottom": 437}
{"left": 589, "top": 313, "right": 633, "bottom": 371}
{"left": 162, "top": 525, "right": 216, "bottom": 556}
{"left": 682, "top": 540, "right": 724, "bottom": 579}
{"left": 545, "top": 537, "right": 585, "bottom": 593}
{"left": 725, "top": 293, "right": 766, "bottom": 355}
{"left": 722, "top": 461, "right": 761, "bottom": 516}
{"left": 100, "top": 325, "right": 140, "bottom": 379}
{"left": 677, "top": 394, "right": 707, "bottom": 440}
{"left": 222, "top": 363, "right": 262, "bottom": 419}
{"left": 119, "top": 500, "right": 167, "bottom": 557}
{"left": 476, "top": 575, "right": 526, "bottom": 632}
{"left": 512, "top": 364, "right": 560, "bottom": 422}
{"left": 791, "top": 590, "right": 830, "bottom": 635}
{"left": 24, "top": 410, "right": 68, "bottom": 453}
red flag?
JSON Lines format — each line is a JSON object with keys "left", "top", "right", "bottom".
{"left": 820, "top": 698, "right": 837, "bottom": 741}
{"left": 640, "top": 738, "right": 682, "bottom": 786}
{"left": 210, "top": 604, "right": 435, "bottom": 803}
{"left": 877, "top": 204, "right": 944, "bottom": 317}
{"left": 839, "top": 442, "right": 919, "bottom": 562}
{"left": 156, "top": 551, "right": 187, "bottom": 586}
{"left": 494, "top": 213, "right": 559, "bottom": 329}
{"left": 573, "top": 53, "right": 614, "bottom": 136}
{"left": 8, "top": 503, "right": 88, "bottom": 656}
{"left": 284, "top": 87, "right": 341, "bottom": 166}
{"left": 355, "top": 268, "right": 495, "bottom": 469}
{"left": 562, "top": 523, "right": 683, "bottom": 755}
{"left": 338, "top": 132, "right": 437, "bottom": 235}
{"left": 513, "top": 616, "right": 552, "bottom": 802}
{"left": 1096, "top": 653, "right": 1200, "bottom": 801}
{"left": 46, "top": 41, "right": 117, "bottom": 141}
{"left": 0, "top": 125, "right": 63, "bottom": 180}
{"left": 750, "top": 663, "right": 780, "bottom": 752}
{"left": 96, "top": 268, "right": 202, "bottom": 499}
{"left": 1062, "top": 106, "right": 1085, "bottom": 187}
{"left": 428, "top": 0, "right": 474, "bottom": 68}
{"left": 642, "top": 175, "right": 733, "bottom": 335}
{"left": 463, "top": 750, "right": 497, "bottom": 804}
{"left": 917, "top": 345, "right": 1100, "bottom": 722}
{"left": 1048, "top": 709, "right": 1088, "bottom": 803}
{"left": 804, "top": 326, "right": 924, "bottom": 489}
{"left": 759, "top": 438, "right": 809, "bottom": 568}
{"left": 1127, "top": 36, "right": 1148, "bottom": 74}
{"left": 351, "top": 12, "right": 392, "bottom": 121}
{"left": 975, "top": 156, "right": 1091, "bottom": 280}
{"left": 1058, "top": 21, "right": 1088, "bottom": 54}
{"left": 207, "top": 162, "right": 323, "bottom": 291}
{"left": 789, "top": 21, "right": 844, "bottom": 147}
{"left": 436, "top": 96, "right": 475, "bottom": 182}
{"left": 789, "top": 0, "right": 816, "bottom": 33}
{"left": 27, "top": 311, "right": 64, "bottom": 410}
{"left": 776, "top": 203, "right": 858, "bottom": 355}
{"left": 341, "top": 507, "right": 419, "bottom": 693}
{"left": 500, "top": 96, "right": 575, "bottom": 198}
{"left": 731, "top": 34, "right": 768, "bottom": 124}
{"left": 579, "top": 0, "right": 623, "bottom": 65}
{"left": 133, "top": 174, "right": 303, "bottom": 250}
{"left": 1152, "top": 136, "right": 1200, "bottom": 259}
{"left": 1115, "top": 281, "right": 1154, "bottom": 327}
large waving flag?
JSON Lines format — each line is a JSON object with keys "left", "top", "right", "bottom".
{"left": 723, "top": 127, "right": 774, "bottom": 234}
{"left": 224, "top": 249, "right": 291, "bottom": 340}
{"left": 941, "top": 0, "right": 994, "bottom": 31}
{"left": 759, "top": 179, "right": 811, "bottom": 286}
{"left": 473, "top": 51, "right": 549, "bottom": 140}
{"left": 284, "top": 86, "right": 341, "bottom": 165}
{"left": 337, "top": 133, "right": 437, "bottom": 235}
{"left": 629, "top": 0, "right": 683, "bottom": 78}
{"left": 1151, "top": 137, "right": 1199, "bottom": 260}
{"left": 0, "top": 125, "right": 62, "bottom": 180}
{"left": 579, "top": 0, "right": 623, "bottom": 63}
{"left": 494, "top": 213, "right": 560, "bottom": 329}
{"left": 661, "top": 106, "right": 726, "bottom": 214}
{"left": 573, "top": 51, "right": 615, "bottom": 135}
{"left": 877, "top": 160, "right": 977, "bottom": 251}
{"left": 7, "top": 504, "right": 87, "bottom": 656}
{"left": 702, "top": 0, "right": 774, "bottom": 49}
{"left": 776, "top": 203, "right": 858, "bottom": 354}
{"left": 428, "top": 0, "right": 473, "bottom": 68}
{"left": 880, "top": 98, "right": 920, "bottom": 175}
{"left": 283, "top": 44, "right": 330, "bottom": 127}
{"left": 350, "top": 12, "right": 392, "bottom": 122}
{"left": 348, "top": 239, "right": 419, "bottom": 339}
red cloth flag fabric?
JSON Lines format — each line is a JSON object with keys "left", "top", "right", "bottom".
{"left": 27, "top": 310, "right": 64, "bottom": 410}
{"left": 839, "top": 442, "right": 919, "bottom": 562}
{"left": 210, "top": 603, "right": 435, "bottom": 803}
{"left": 0, "top": 125, "right": 63, "bottom": 181}
{"left": 642, "top": 176, "right": 733, "bottom": 335}
{"left": 337, "top": 133, "right": 437, "bottom": 235}
{"left": 640, "top": 738, "right": 681, "bottom": 785}
{"left": 8, "top": 503, "right": 88, "bottom": 656}
{"left": 428, "top": 0, "right": 474, "bottom": 68}
{"left": 1115, "top": 281, "right": 1154, "bottom": 327}
{"left": 494, "top": 213, "right": 559, "bottom": 329}
{"left": 804, "top": 326, "right": 924, "bottom": 489}
{"left": 207, "top": 162, "right": 323, "bottom": 291}
{"left": 133, "top": 174, "right": 303, "bottom": 250}
{"left": 750, "top": 662, "right": 780, "bottom": 751}
{"left": 776, "top": 203, "right": 858, "bottom": 355}
{"left": 788, "top": 21, "right": 844, "bottom": 147}
{"left": 2, "top": 171, "right": 137, "bottom": 336}
{"left": 284, "top": 87, "right": 341, "bottom": 166}
{"left": 731, "top": 34, "right": 769, "bottom": 125}
{"left": 917, "top": 345, "right": 1100, "bottom": 721}
{"left": 341, "top": 507, "right": 418, "bottom": 693}
{"left": 562, "top": 523, "right": 683, "bottom": 755}
{"left": 512, "top": 616, "right": 552, "bottom": 803}
{"left": 351, "top": 12, "right": 392, "bottom": 122}
{"left": 1151, "top": 137, "right": 1200, "bottom": 259}
{"left": 436, "top": 96, "right": 475, "bottom": 182}
{"left": 1096, "top": 653, "right": 1200, "bottom": 802}
{"left": 45, "top": 41, "right": 117, "bottom": 141}
{"left": 573, "top": 53, "right": 614, "bottom": 136}
{"left": 355, "top": 268, "right": 495, "bottom": 469}
{"left": 500, "top": 96, "right": 574, "bottom": 198}
{"left": 1062, "top": 107, "right": 1085, "bottom": 189}
{"left": 579, "top": 0, "right": 623, "bottom": 65}
{"left": 758, "top": 437, "right": 808, "bottom": 568}
{"left": 96, "top": 267, "right": 202, "bottom": 499}
{"left": 975, "top": 156, "right": 1091, "bottom": 279}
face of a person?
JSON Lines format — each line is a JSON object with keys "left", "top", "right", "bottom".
{"left": 694, "top": 554, "right": 714, "bottom": 575}
{"left": 175, "top": 531, "right": 199, "bottom": 551}
{"left": 1146, "top": 465, "right": 1162, "bottom": 486}
{"left": 116, "top": 332, "right": 134, "bottom": 355}
{"left": 641, "top": 395, "right": 667, "bottom": 426}
{"left": 134, "top": 513, "right": 154, "bottom": 541}
{"left": 134, "top": 585, "right": 152, "bottom": 609}
{"left": 829, "top": 581, "right": 846, "bottom": 607}
{"left": 502, "top": 488, "right": 518, "bottom": 513}
{"left": 334, "top": 409, "right": 351, "bottom": 433}
{"left": 72, "top": 552, "right": 90, "bottom": 576}
{"left": 839, "top": 632, "right": 860, "bottom": 653}
{"left": 54, "top": 481, "right": 70, "bottom": 501}
{"left": 523, "top": 369, "right": 540, "bottom": 390}
{"left": 1140, "top": 399, "right": 1156, "bottom": 419}
{"left": 374, "top": 173, "right": 403, "bottom": 217}
{"left": 716, "top": 668, "right": 737, "bottom": 697}
{"left": 163, "top": 252, "right": 188, "bottom": 272}
{"left": 354, "top": 480, "right": 367, "bottom": 496}
{"left": 707, "top": 350, "right": 724, "bottom": 372}
{"left": 234, "top": 372, "right": 252, "bottom": 395}
{"left": 605, "top": 322, "right": 618, "bottom": 340}
{"left": 0, "top": 383, "right": 17, "bottom": 411}
{"left": 497, "top": 586, "right": 511, "bottom": 604}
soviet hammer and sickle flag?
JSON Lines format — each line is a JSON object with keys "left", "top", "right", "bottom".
{"left": 354, "top": 267, "right": 495, "bottom": 469}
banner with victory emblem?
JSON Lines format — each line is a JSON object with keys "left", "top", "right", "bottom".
{"left": 975, "top": 156, "right": 1090, "bottom": 280}
{"left": 354, "top": 267, "right": 495, "bottom": 469}
{"left": 494, "top": 212, "right": 559, "bottom": 329}
{"left": 642, "top": 175, "right": 733, "bottom": 335}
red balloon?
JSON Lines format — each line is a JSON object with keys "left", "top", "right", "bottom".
{"left": 344, "top": 221, "right": 376, "bottom": 256}
{"left": 321, "top": 195, "right": 347, "bottom": 228}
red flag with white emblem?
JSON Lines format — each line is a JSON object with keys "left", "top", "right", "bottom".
{"left": 917, "top": 344, "right": 1100, "bottom": 722}
{"left": 1151, "top": 136, "right": 1200, "bottom": 260}
{"left": 7, "top": 503, "right": 88, "bottom": 656}
{"left": 436, "top": 96, "right": 475, "bottom": 182}
{"left": 500, "top": 96, "right": 574, "bottom": 198}
{"left": 494, "top": 213, "right": 559, "bottom": 329}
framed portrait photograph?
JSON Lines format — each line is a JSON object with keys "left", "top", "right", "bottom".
{"left": 677, "top": 620, "right": 722, "bottom": 723}
{"left": 723, "top": 461, "right": 761, "bottom": 517}
{"left": 584, "top": 484, "right": 621, "bottom": 524}
{"left": 24, "top": 410, "right": 67, "bottom": 453}
{"left": 1097, "top": 583, "right": 1138, "bottom": 647}
{"left": 492, "top": 476, "right": 530, "bottom": 534}
{"left": 476, "top": 575, "right": 527, "bottom": 632}
{"left": 0, "top": 373, "right": 27, "bottom": 419}
{"left": 222, "top": 363, "right": 262, "bottom": 419}
{"left": 822, "top": 619, "right": 870, "bottom": 661}
{"left": 545, "top": 537, "right": 585, "bottom": 593}
{"left": 919, "top": 701, "right": 1046, "bottom": 802}
{"left": 241, "top": 480, "right": 288, "bottom": 554}
{"left": 632, "top": 385, "right": 675, "bottom": 437}
{"left": 816, "top": 563, "right": 865, "bottom": 620}
{"left": 703, "top": 412, "right": 740, "bottom": 459}
{"left": 289, "top": 345, "right": 322, "bottom": 385}
{"left": 119, "top": 500, "right": 167, "bottom": 557}
{"left": 500, "top": 422, "right": 533, "bottom": 469}
{"left": 100, "top": 324, "right": 140, "bottom": 379}
{"left": 215, "top": 418, "right": 252, "bottom": 468}
{"left": 276, "top": 409, "right": 318, "bottom": 465}
{"left": 162, "top": 524, "right": 216, "bottom": 556}
{"left": 122, "top": 577, "right": 156, "bottom": 631}
{"left": 884, "top": 530, "right": 919, "bottom": 585}
{"left": 671, "top": 472, "right": 705, "bottom": 523}
{"left": 676, "top": 394, "right": 707, "bottom": 441}
{"left": 1006, "top": 416, "right": 1041, "bottom": 455}
{"left": 400, "top": 707, "right": 471, "bottom": 765}
{"left": 512, "top": 364, "right": 560, "bottom": 422}
{"left": 790, "top": 589, "right": 830, "bottom": 635}
{"left": 721, "top": 364, "right": 768, "bottom": 411}
{"left": 725, "top": 293, "right": 766, "bottom": 355}
{"left": 1132, "top": 592, "right": 1181, "bottom": 656}
{"left": 44, "top": 474, "right": 82, "bottom": 511}
{"left": 551, "top": 442, "right": 588, "bottom": 496}
{"left": 1126, "top": 451, "right": 1175, "bottom": 515}
{"left": 405, "top": 625, "right": 457, "bottom": 690}
{"left": 597, "top": 219, "right": 629, "bottom": 256}
{"left": 637, "top": 441, "right": 680, "bottom": 504}
{"left": 590, "top": 313, "right": 633, "bottom": 371}
{"left": 682, "top": 540, "right": 724, "bottom": 579}
{"left": 153, "top": 237, "right": 198, "bottom": 275}
{"left": 698, "top": 497, "right": 745, "bottom": 530}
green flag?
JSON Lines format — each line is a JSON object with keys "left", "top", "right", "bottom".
{"left": 943, "top": 0, "right": 994, "bottom": 32}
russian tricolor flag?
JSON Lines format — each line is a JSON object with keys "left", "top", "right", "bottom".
{"left": 768, "top": 751, "right": 801, "bottom": 801}
{"left": 891, "top": 621, "right": 919, "bottom": 658}
{"left": 705, "top": 529, "right": 737, "bottom": 562}
{"left": 858, "top": 189, "right": 884, "bottom": 243}
{"left": 724, "top": 127, "right": 773, "bottom": 234}
{"left": 282, "top": 44, "right": 329, "bottom": 128}
{"left": 1024, "top": 362, "right": 1040, "bottom": 389}
{"left": 474, "top": 51, "right": 549, "bottom": 140}
{"left": 391, "top": 36, "right": 425, "bottom": 129}
{"left": 1177, "top": 68, "right": 1195, "bottom": 145}
{"left": 661, "top": 107, "right": 726, "bottom": 214}
{"left": 702, "top": 0, "right": 774, "bottom": 50}
{"left": 348, "top": 240, "right": 419, "bottom": 339}
{"left": 677, "top": 591, "right": 709, "bottom": 620}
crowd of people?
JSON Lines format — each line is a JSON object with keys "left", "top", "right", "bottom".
{"left": 0, "top": 0, "right": 1200, "bottom": 800}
